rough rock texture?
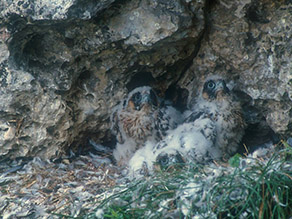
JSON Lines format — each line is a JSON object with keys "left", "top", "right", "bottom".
{"left": 1, "top": 0, "right": 292, "bottom": 160}
{"left": 179, "top": 0, "right": 292, "bottom": 141}
{"left": 0, "top": 0, "right": 205, "bottom": 159}
{"left": 0, "top": 0, "right": 115, "bottom": 20}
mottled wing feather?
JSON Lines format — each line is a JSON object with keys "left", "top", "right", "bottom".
{"left": 154, "top": 116, "right": 220, "bottom": 167}
{"left": 155, "top": 106, "right": 183, "bottom": 140}
{"left": 184, "top": 111, "right": 204, "bottom": 123}
{"left": 110, "top": 108, "right": 125, "bottom": 144}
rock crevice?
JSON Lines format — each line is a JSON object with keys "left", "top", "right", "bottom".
{"left": 1, "top": 0, "right": 291, "bottom": 159}
{"left": 0, "top": 0, "right": 205, "bottom": 159}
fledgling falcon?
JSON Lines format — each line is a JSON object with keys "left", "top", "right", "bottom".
{"left": 111, "top": 86, "right": 182, "bottom": 165}
{"left": 129, "top": 76, "right": 246, "bottom": 176}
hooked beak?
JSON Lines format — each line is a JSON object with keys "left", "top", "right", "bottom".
{"left": 132, "top": 94, "right": 151, "bottom": 111}
{"left": 143, "top": 91, "right": 158, "bottom": 106}
{"left": 136, "top": 95, "right": 151, "bottom": 110}
{"left": 214, "top": 81, "right": 230, "bottom": 97}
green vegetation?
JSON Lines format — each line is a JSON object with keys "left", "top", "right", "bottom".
{"left": 78, "top": 144, "right": 292, "bottom": 218}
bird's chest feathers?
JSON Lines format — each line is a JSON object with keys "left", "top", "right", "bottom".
{"left": 206, "top": 101, "right": 242, "bottom": 149}
{"left": 210, "top": 106, "right": 234, "bottom": 130}
{"left": 201, "top": 101, "right": 237, "bottom": 134}
{"left": 120, "top": 109, "right": 156, "bottom": 142}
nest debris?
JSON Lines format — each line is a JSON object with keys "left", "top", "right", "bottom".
{"left": 0, "top": 153, "right": 126, "bottom": 218}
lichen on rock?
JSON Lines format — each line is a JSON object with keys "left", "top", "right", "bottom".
{"left": 179, "top": 0, "right": 292, "bottom": 139}
{"left": 0, "top": 0, "right": 205, "bottom": 159}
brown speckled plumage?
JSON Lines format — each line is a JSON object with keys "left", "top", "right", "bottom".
{"left": 111, "top": 86, "right": 182, "bottom": 165}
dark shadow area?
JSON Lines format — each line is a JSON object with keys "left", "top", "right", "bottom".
{"left": 126, "top": 71, "right": 155, "bottom": 91}
{"left": 66, "top": 129, "right": 116, "bottom": 164}
{"left": 235, "top": 90, "right": 279, "bottom": 154}
{"left": 245, "top": 3, "right": 270, "bottom": 24}
{"left": 164, "top": 85, "right": 189, "bottom": 112}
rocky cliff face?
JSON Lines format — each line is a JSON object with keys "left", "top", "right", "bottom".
{"left": 0, "top": 0, "right": 291, "bottom": 159}
{"left": 179, "top": 0, "right": 292, "bottom": 143}
{"left": 0, "top": 0, "right": 205, "bottom": 159}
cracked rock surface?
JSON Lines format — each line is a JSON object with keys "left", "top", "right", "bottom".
{"left": 0, "top": 0, "right": 204, "bottom": 159}
{"left": 0, "top": 0, "right": 291, "bottom": 160}
{"left": 179, "top": 0, "right": 292, "bottom": 139}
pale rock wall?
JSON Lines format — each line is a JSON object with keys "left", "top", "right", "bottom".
{"left": 0, "top": 0, "right": 204, "bottom": 159}
{"left": 0, "top": 0, "right": 291, "bottom": 159}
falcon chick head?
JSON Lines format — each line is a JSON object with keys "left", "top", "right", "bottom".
{"left": 124, "top": 86, "right": 159, "bottom": 112}
{"left": 202, "top": 76, "right": 230, "bottom": 101}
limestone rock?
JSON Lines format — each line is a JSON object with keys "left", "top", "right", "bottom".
{"left": 179, "top": 0, "right": 292, "bottom": 138}
{"left": 0, "top": 0, "right": 115, "bottom": 20}
{"left": 0, "top": 0, "right": 205, "bottom": 159}
{"left": 1, "top": 0, "right": 291, "bottom": 160}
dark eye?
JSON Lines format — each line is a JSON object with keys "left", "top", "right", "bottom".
{"left": 133, "top": 93, "right": 142, "bottom": 102}
{"left": 157, "top": 154, "right": 169, "bottom": 167}
{"left": 207, "top": 80, "right": 216, "bottom": 90}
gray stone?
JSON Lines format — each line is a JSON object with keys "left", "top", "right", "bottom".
{"left": 0, "top": 0, "right": 115, "bottom": 21}
{"left": 179, "top": 0, "right": 292, "bottom": 137}
{"left": 0, "top": 0, "right": 205, "bottom": 159}
{"left": 1, "top": 0, "right": 292, "bottom": 160}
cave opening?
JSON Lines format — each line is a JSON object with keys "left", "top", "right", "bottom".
{"left": 126, "top": 71, "right": 155, "bottom": 91}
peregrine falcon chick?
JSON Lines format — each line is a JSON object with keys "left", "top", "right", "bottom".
{"left": 111, "top": 86, "right": 182, "bottom": 165}
{"left": 129, "top": 76, "right": 246, "bottom": 176}
{"left": 155, "top": 75, "right": 246, "bottom": 166}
